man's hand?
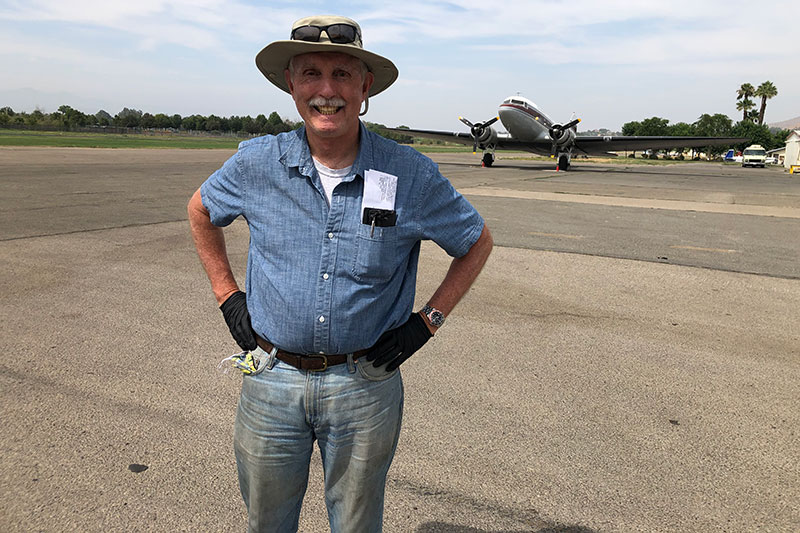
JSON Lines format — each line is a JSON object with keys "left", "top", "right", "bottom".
{"left": 364, "top": 312, "right": 433, "bottom": 372}
{"left": 220, "top": 291, "right": 257, "bottom": 351}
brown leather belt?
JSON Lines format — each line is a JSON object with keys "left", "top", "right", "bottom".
{"left": 256, "top": 336, "right": 369, "bottom": 372}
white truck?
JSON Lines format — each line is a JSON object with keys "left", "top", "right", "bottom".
{"left": 742, "top": 144, "right": 766, "bottom": 168}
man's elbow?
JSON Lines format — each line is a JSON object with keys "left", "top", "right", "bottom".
{"left": 478, "top": 223, "right": 493, "bottom": 256}
{"left": 188, "top": 188, "right": 207, "bottom": 220}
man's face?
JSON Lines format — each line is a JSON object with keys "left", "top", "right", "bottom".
{"left": 285, "top": 52, "right": 374, "bottom": 141}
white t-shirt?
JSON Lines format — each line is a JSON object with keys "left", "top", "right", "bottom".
{"left": 313, "top": 158, "right": 353, "bottom": 206}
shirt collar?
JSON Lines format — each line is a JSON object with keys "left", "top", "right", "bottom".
{"left": 279, "top": 122, "right": 375, "bottom": 182}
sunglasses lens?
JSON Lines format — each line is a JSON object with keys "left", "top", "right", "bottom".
{"left": 326, "top": 24, "right": 358, "bottom": 43}
{"left": 291, "top": 26, "right": 321, "bottom": 42}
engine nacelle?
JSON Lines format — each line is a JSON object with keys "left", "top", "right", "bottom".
{"left": 550, "top": 125, "right": 576, "bottom": 147}
{"left": 474, "top": 125, "right": 498, "bottom": 149}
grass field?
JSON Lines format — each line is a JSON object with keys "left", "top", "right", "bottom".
{"left": 0, "top": 129, "right": 247, "bottom": 149}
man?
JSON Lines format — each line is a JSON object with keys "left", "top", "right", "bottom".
{"left": 188, "top": 15, "right": 493, "bottom": 532}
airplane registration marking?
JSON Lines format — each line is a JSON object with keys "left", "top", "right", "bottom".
{"left": 529, "top": 231, "right": 583, "bottom": 240}
{"left": 670, "top": 245, "right": 738, "bottom": 254}
{"left": 460, "top": 187, "right": 800, "bottom": 219}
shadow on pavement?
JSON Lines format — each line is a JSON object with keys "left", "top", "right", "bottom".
{"left": 416, "top": 521, "right": 598, "bottom": 533}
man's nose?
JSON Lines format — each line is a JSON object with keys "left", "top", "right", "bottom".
{"left": 315, "top": 74, "right": 338, "bottom": 97}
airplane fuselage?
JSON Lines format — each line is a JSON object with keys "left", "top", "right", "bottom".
{"left": 498, "top": 96, "right": 553, "bottom": 146}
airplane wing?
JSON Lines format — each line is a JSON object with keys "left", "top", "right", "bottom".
{"left": 387, "top": 128, "right": 746, "bottom": 156}
{"left": 385, "top": 127, "right": 534, "bottom": 151}
{"left": 573, "top": 136, "right": 748, "bottom": 155}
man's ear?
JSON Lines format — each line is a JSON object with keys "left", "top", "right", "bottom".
{"left": 284, "top": 69, "right": 294, "bottom": 93}
{"left": 362, "top": 71, "right": 375, "bottom": 99}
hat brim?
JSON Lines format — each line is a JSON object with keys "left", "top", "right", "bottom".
{"left": 255, "top": 40, "right": 398, "bottom": 98}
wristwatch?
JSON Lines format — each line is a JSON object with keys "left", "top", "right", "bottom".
{"left": 421, "top": 305, "right": 446, "bottom": 328}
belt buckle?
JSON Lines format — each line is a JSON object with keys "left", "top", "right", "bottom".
{"left": 307, "top": 354, "right": 328, "bottom": 372}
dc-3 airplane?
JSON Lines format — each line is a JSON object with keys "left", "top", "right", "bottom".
{"left": 387, "top": 95, "right": 747, "bottom": 170}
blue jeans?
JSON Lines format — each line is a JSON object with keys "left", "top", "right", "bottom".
{"left": 233, "top": 346, "right": 404, "bottom": 533}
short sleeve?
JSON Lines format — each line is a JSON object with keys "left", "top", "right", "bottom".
{"left": 200, "top": 152, "right": 244, "bottom": 227}
{"left": 417, "top": 162, "right": 484, "bottom": 258}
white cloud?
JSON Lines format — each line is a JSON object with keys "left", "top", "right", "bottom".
{"left": 0, "top": 0, "right": 796, "bottom": 129}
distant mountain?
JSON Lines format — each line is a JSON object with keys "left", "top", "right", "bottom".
{"left": 769, "top": 116, "right": 800, "bottom": 130}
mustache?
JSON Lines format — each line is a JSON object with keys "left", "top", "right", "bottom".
{"left": 308, "top": 97, "right": 346, "bottom": 108}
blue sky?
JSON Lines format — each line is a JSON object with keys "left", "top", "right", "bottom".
{"left": 1, "top": 0, "right": 798, "bottom": 131}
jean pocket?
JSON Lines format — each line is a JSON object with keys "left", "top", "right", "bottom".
{"left": 356, "top": 359, "right": 399, "bottom": 382}
{"left": 244, "top": 346, "right": 272, "bottom": 377}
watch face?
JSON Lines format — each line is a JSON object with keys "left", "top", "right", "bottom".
{"left": 422, "top": 305, "right": 445, "bottom": 327}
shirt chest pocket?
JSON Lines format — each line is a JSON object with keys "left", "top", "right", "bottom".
{"left": 351, "top": 224, "right": 399, "bottom": 282}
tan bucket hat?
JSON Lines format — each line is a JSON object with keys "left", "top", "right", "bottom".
{"left": 255, "top": 15, "right": 399, "bottom": 97}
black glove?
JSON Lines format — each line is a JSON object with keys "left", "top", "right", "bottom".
{"left": 219, "top": 291, "right": 257, "bottom": 351}
{"left": 365, "top": 312, "right": 433, "bottom": 372}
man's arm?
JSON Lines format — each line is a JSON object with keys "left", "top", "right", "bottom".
{"left": 187, "top": 188, "right": 240, "bottom": 305}
{"left": 421, "top": 224, "right": 493, "bottom": 333}
{"left": 364, "top": 224, "right": 493, "bottom": 370}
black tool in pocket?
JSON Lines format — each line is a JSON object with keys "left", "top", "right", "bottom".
{"left": 362, "top": 208, "right": 397, "bottom": 237}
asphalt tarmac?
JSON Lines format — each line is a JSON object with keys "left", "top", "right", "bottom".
{"left": 1, "top": 147, "right": 798, "bottom": 532}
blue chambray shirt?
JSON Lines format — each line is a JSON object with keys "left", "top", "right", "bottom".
{"left": 201, "top": 122, "right": 484, "bottom": 355}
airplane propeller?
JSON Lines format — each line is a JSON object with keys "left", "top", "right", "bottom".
{"left": 548, "top": 118, "right": 581, "bottom": 146}
{"left": 548, "top": 117, "right": 581, "bottom": 157}
{"left": 459, "top": 116, "right": 499, "bottom": 153}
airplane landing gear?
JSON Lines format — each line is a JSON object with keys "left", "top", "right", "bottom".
{"left": 557, "top": 153, "right": 571, "bottom": 171}
{"left": 482, "top": 152, "right": 495, "bottom": 167}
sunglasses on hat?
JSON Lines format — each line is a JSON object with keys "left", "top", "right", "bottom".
{"left": 291, "top": 23, "right": 360, "bottom": 44}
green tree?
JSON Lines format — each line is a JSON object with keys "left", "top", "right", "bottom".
{"left": 621, "top": 120, "right": 641, "bottom": 136}
{"left": 228, "top": 115, "right": 243, "bottom": 133}
{"left": 693, "top": 113, "right": 733, "bottom": 136}
{"left": 115, "top": 107, "right": 143, "bottom": 128}
{"left": 736, "top": 82, "right": 755, "bottom": 103}
{"left": 243, "top": 116, "right": 260, "bottom": 135}
{"left": 754, "top": 81, "right": 777, "bottom": 126}
{"left": 730, "top": 120, "right": 771, "bottom": 151}
{"left": 772, "top": 129, "right": 791, "bottom": 147}
{"left": 181, "top": 114, "right": 206, "bottom": 131}
{"left": 668, "top": 122, "right": 695, "bottom": 136}
{"left": 55, "top": 105, "right": 88, "bottom": 129}
{"left": 267, "top": 111, "right": 293, "bottom": 134}
{"left": 736, "top": 98, "right": 755, "bottom": 122}
{"left": 636, "top": 117, "right": 670, "bottom": 136}
{"left": 27, "top": 109, "right": 45, "bottom": 126}
{"left": 95, "top": 110, "right": 113, "bottom": 126}
{"left": 693, "top": 113, "right": 734, "bottom": 156}
{"left": 205, "top": 114, "right": 222, "bottom": 131}
{"left": 140, "top": 112, "right": 156, "bottom": 128}
{"left": 153, "top": 113, "right": 172, "bottom": 129}
{"left": 736, "top": 83, "right": 755, "bottom": 122}
{"left": 254, "top": 113, "right": 268, "bottom": 134}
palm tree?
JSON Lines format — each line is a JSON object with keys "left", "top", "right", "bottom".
{"left": 736, "top": 98, "right": 756, "bottom": 122}
{"left": 754, "top": 81, "right": 778, "bottom": 126}
{"left": 736, "top": 82, "right": 755, "bottom": 102}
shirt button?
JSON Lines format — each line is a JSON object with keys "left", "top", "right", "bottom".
{"left": 328, "top": 232, "right": 334, "bottom": 239}
{"left": 319, "top": 316, "right": 325, "bottom": 323}
{"left": 323, "top": 273, "right": 329, "bottom": 280}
